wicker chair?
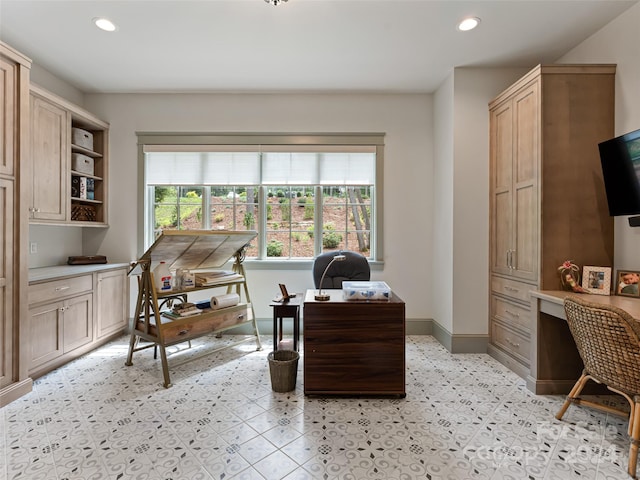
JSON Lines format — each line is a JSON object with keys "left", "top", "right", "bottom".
{"left": 557, "top": 296, "right": 640, "bottom": 478}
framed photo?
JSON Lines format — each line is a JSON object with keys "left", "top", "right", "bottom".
{"left": 615, "top": 270, "right": 640, "bottom": 297}
{"left": 581, "top": 266, "right": 612, "bottom": 295}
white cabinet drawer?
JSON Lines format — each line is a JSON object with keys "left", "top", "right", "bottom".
{"left": 491, "top": 276, "right": 534, "bottom": 304}
{"left": 29, "top": 275, "right": 93, "bottom": 305}
{"left": 491, "top": 295, "right": 530, "bottom": 333}
{"left": 491, "top": 320, "right": 531, "bottom": 366}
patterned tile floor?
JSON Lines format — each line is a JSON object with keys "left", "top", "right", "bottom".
{"left": 0, "top": 334, "right": 632, "bottom": 480}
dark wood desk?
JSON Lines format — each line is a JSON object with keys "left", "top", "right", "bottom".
{"left": 530, "top": 290, "right": 640, "bottom": 394}
{"left": 303, "top": 289, "right": 405, "bottom": 397}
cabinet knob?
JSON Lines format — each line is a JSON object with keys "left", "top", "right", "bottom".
{"left": 237, "top": 314, "right": 244, "bottom": 320}
{"left": 505, "top": 337, "right": 520, "bottom": 348}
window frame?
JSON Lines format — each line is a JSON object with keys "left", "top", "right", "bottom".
{"left": 137, "top": 132, "right": 385, "bottom": 264}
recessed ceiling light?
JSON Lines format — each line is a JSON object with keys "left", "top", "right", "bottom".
{"left": 93, "top": 17, "right": 117, "bottom": 32}
{"left": 457, "top": 17, "right": 481, "bottom": 32}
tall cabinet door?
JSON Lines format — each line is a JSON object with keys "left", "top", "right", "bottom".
{"left": 511, "top": 81, "right": 539, "bottom": 282}
{"left": 490, "top": 80, "right": 539, "bottom": 282}
{"left": 490, "top": 100, "right": 514, "bottom": 276}
{"left": 0, "top": 179, "right": 14, "bottom": 389}
{"left": 0, "top": 42, "right": 30, "bottom": 407}
{"left": 0, "top": 56, "right": 16, "bottom": 176}
{"left": 30, "top": 93, "right": 68, "bottom": 221}
{"left": 0, "top": 56, "right": 16, "bottom": 389}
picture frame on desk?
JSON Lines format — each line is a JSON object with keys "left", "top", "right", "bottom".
{"left": 582, "top": 266, "right": 612, "bottom": 295}
{"left": 615, "top": 269, "right": 640, "bottom": 297}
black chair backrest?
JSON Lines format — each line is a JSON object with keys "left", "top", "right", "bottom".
{"left": 313, "top": 251, "right": 370, "bottom": 288}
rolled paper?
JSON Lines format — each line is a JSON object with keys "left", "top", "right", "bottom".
{"left": 210, "top": 293, "right": 240, "bottom": 310}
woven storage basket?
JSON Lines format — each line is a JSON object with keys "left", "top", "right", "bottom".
{"left": 71, "top": 204, "right": 97, "bottom": 222}
{"left": 267, "top": 350, "right": 299, "bottom": 392}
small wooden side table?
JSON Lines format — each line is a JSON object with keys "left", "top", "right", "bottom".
{"left": 269, "top": 296, "right": 302, "bottom": 351}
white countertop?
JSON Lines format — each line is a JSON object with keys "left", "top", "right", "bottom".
{"left": 29, "top": 263, "right": 131, "bottom": 283}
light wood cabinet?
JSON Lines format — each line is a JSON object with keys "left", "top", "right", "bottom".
{"left": 0, "top": 42, "right": 31, "bottom": 407}
{"left": 29, "top": 92, "right": 68, "bottom": 221}
{"left": 29, "top": 293, "right": 93, "bottom": 371}
{"left": 95, "top": 268, "right": 128, "bottom": 339}
{"left": 488, "top": 65, "right": 616, "bottom": 379}
{"left": 28, "top": 266, "right": 128, "bottom": 378}
{"left": 490, "top": 80, "right": 538, "bottom": 282}
{"left": 29, "top": 84, "right": 109, "bottom": 226}
{"left": 0, "top": 179, "right": 15, "bottom": 382}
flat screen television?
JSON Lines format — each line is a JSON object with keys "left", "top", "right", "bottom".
{"left": 598, "top": 128, "right": 640, "bottom": 217}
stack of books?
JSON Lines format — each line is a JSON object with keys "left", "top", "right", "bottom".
{"left": 71, "top": 176, "right": 95, "bottom": 200}
{"left": 195, "top": 270, "right": 243, "bottom": 286}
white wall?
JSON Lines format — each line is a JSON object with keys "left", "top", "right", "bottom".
{"left": 432, "top": 68, "right": 529, "bottom": 337}
{"left": 451, "top": 68, "right": 528, "bottom": 335}
{"left": 29, "top": 225, "right": 83, "bottom": 267}
{"left": 80, "top": 93, "right": 434, "bottom": 321}
{"left": 558, "top": 1, "right": 640, "bottom": 272}
{"left": 432, "top": 74, "right": 454, "bottom": 333}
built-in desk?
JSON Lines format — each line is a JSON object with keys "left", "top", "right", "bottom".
{"left": 529, "top": 290, "right": 640, "bottom": 395}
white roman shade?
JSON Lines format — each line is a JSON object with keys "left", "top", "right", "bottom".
{"left": 262, "top": 151, "right": 375, "bottom": 185}
{"left": 144, "top": 145, "right": 376, "bottom": 186}
{"left": 145, "top": 150, "right": 260, "bottom": 185}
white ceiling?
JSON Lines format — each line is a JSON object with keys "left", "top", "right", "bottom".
{"left": 0, "top": 0, "right": 637, "bottom": 94}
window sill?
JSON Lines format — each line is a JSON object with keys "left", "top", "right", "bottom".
{"left": 243, "top": 259, "right": 384, "bottom": 271}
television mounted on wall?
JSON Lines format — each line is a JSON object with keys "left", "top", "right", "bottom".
{"left": 598, "top": 128, "right": 640, "bottom": 225}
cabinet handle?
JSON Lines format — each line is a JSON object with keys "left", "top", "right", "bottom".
{"left": 503, "top": 286, "right": 519, "bottom": 293}
{"left": 55, "top": 286, "right": 70, "bottom": 292}
{"left": 506, "top": 250, "right": 511, "bottom": 268}
{"left": 511, "top": 250, "right": 516, "bottom": 269}
{"left": 505, "top": 309, "right": 520, "bottom": 318}
{"left": 178, "top": 330, "right": 189, "bottom": 336}
{"left": 505, "top": 337, "right": 520, "bottom": 348}
{"left": 237, "top": 314, "right": 245, "bottom": 320}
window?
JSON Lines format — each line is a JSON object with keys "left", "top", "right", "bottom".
{"left": 139, "top": 133, "right": 384, "bottom": 261}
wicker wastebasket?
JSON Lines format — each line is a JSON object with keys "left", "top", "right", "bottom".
{"left": 267, "top": 350, "right": 299, "bottom": 393}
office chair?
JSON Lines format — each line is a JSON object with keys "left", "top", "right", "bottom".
{"left": 313, "top": 251, "right": 370, "bottom": 289}
{"left": 557, "top": 296, "right": 640, "bottom": 478}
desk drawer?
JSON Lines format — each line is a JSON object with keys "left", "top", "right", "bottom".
{"left": 491, "top": 295, "right": 530, "bottom": 333}
{"left": 491, "top": 276, "right": 534, "bottom": 304}
{"left": 29, "top": 275, "right": 93, "bottom": 305}
{"left": 160, "top": 304, "right": 250, "bottom": 343}
{"left": 491, "top": 320, "right": 530, "bottom": 366}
